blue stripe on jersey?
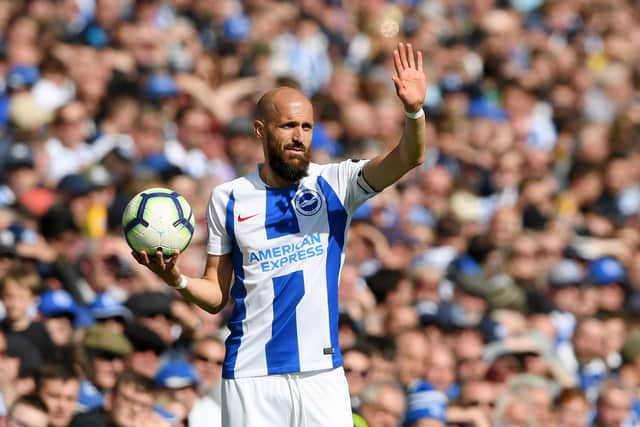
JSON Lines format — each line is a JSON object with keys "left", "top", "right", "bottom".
{"left": 264, "top": 186, "right": 300, "bottom": 239}
{"left": 265, "top": 270, "right": 305, "bottom": 374}
{"left": 318, "top": 176, "right": 348, "bottom": 368}
{"left": 222, "top": 192, "right": 247, "bottom": 379}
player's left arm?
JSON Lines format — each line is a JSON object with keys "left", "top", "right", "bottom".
{"left": 362, "top": 42, "right": 427, "bottom": 191}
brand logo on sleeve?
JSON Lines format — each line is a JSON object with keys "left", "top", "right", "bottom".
{"left": 293, "top": 189, "right": 322, "bottom": 216}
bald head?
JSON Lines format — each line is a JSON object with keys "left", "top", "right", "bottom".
{"left": 256, "top": 87, "right": 312, "bottom": 122}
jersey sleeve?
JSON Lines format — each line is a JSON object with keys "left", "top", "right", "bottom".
{"left": 329, "top": 159, "right": 380, "bottom": 215}
{"left": 206, "top": 186, "right": 232, "bottom": 255}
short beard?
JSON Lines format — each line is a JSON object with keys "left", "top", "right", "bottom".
{"left": 267, "top": 135, "right": 310, "bottom": 183}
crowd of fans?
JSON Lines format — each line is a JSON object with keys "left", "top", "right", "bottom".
{"left": 1, "top": 0, "right": 640, "bottom": 426}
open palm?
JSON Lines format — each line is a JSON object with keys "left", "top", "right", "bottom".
{"left": 392, "top": 42, "right": 427, "bottom": 113}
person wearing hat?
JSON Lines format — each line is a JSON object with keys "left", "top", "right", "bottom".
{"left": 76, "top": 324, "right": 133, "bottom": 412}
{"left": 123, "top": 321, "right": 167, "bottom": 380}
{"left": 547, "top": 259, "right": 584, "bottom": 347}
{"left": 125, "top": 291, "right": 175, "bottom": 346}
{"left": 588, "top": 256, "right": 627, "bottom": 317}
{"left": 0, "top": 142, "right": 42, "bottom": 208}
{"left": 89, "top": 292, "right": 132, "bottom": 335}
{"left": 156, "top": 359, "right": 220, "bottom": 427}
{"left": 37, "top": 289, "right": 81, "bottom": 359}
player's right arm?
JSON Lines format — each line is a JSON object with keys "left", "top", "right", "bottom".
{"left": 175, "top": 253, "right": 233, "bottom": 314}
{"left": 133, "top": 250, "right": 233, "bottom": 314}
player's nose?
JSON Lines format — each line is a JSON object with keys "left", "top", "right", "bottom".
{"left": 292, "top": 125, "right": 303, "bottom": 141}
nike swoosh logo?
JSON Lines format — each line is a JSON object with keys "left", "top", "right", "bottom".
{"left": 237, "top": 214, "right": 259, "bottom": 222}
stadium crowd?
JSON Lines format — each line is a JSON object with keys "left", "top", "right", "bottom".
{"left": 1, "top": 0, "right": 640, "bottom": 426}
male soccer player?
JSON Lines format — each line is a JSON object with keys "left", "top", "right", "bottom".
{"left": 133, "top": 42, "right": 427, "bottom": 426}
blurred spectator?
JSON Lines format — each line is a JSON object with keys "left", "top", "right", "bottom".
{"left": 554, "top": 387, "right": 590, "bottom": 427}
{"left": 70, "top": 369, "right": 169, "bottom": 427}
{"left": 156, "top": 359, "right": 220, "bottom": 427}
{"left": 37, "top": 289, "right": 81, "bottom": 359}
{"left": 6, "top": 394, "right": 49, "bottom": 427}
{"left": 187, "top": 334, "right": 224, "bottom": 404}
{"left": 35, "top": 363, "right": 80, "bottom": 427}
{"left": 0, "top": 263, "right": 55, "bottom": 361}
{"left": 75, "top": 324, "right": 132, "bottom": 410}
{"left": 343, "top": 343, "right": 372, "bottom": 411}
{"left": 356, "top": 380, "right": 406, "bottom": 427}
{"left": 123, "top": 321, "right": 166, "bottom": 380}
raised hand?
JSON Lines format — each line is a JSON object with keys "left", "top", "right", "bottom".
{"left": 392, "top": 42, "right": 426, "bottom": 113}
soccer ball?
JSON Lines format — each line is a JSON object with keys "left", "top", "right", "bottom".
{"left": 122, "top": 188, "right": 195, "bottom": 258}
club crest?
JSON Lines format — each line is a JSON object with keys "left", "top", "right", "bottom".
{"left": 294, "top": 189, "right": 322, "bottom": 216}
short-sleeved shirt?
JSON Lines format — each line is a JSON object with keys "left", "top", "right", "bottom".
{"left": 207, "top": 160, "right": 377, "bottom": 379}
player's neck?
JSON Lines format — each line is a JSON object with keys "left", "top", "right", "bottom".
{"left": 258, "top": 164, "right": 296, "bottom": 188}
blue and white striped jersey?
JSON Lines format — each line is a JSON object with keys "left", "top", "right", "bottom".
{"left": 206, "top": 160, "right": 377, "bottom": 379}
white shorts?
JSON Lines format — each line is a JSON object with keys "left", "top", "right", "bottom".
{"left": 221, "top": 367, "right": 352, "bottom": 427}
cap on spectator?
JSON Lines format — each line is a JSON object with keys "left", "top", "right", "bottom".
{"left": 548, "top": 259, "right": 584, "bottom": 288}
{"left": 9, "top": 93, "right": 53, "bottom": 131}
{"left": 138, "top": 153, "right": 173, "bottom": 176}
{"left": 404, "top": 380, "right": 448, "bottom": 426}
{"left": 6, "top": 65, "right": 40, "bottom": 90}
{"left": 18, "top": 188, "right": 58, "bottom": 217}
{"left": 448, "top": 254, "right": 482, "bottom": 276}
{"left": 5, "top": 143, "right": 34, "bottom": 169}
{"left": 6, "top": 334, "right": 42, "bottom": 378}
{"left": 156, "top": 360, "right": 199, "bottom": 389}
{"left": 125, "top": 291, "right": 173, "bottom": 317}
{"left": 487, "top": 274, "right": 526, "bottom": 311}
{"left": 83, "top": 325, "right": 133, "bottom": 356}
{"left": 451, "top": 272, "right": 489, "bottom": 298}
{"left": 73, "top": 305, "right": 96, "bottom": 328}
{"left": 223, "top": 15, "right": 252, "bottom": 42}
{"left": 621, "top": 331, "right": 640, "bottom": 363}
{"left": 449, "top": 190, "right": 483, "bottom": 224}
{"left": 89, "top": 293, "right": 132, "bottom": 322}
{"left": 38, "top": 289, "right": 78, "bottom": 318}
{"left": 57, "top": 173, "right": 94, "bottom": 198}
{"left": 588, "top": 256, "right": 625, "bottom": 285}
{"left": 0, "top": 229, "right": 17, "bottom": 257}
{"left": 224, "top": 117, "right": 254, "bottom": 138}
{"left": 467, "top": 98, "right": 509, "bottom": 122}
{"left": 147, "top": 74, "right": 178, "bottom": 99}
{"left": 124, "top": 321, "right": 167, "bottom": 355}
{"left": 437, "top": 303, "right": 481, "bottom": 330}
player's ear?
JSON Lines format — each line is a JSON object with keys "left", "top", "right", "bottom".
{"left": 254, "top": 119, "right": 265, "bottom": 139}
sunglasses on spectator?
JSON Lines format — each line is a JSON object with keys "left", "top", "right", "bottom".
{"left": 465, "top": 400, "right": 495, "bottom": 408}
{"left": 193, "top": 354, "right": 223, "bottom": 366}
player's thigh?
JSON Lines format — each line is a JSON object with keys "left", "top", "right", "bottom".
{"left": 221, "top": 376, "right": 293, "bottom": 427}
{"left": 300, "top": 367, "right": 352, "bottom": 427}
